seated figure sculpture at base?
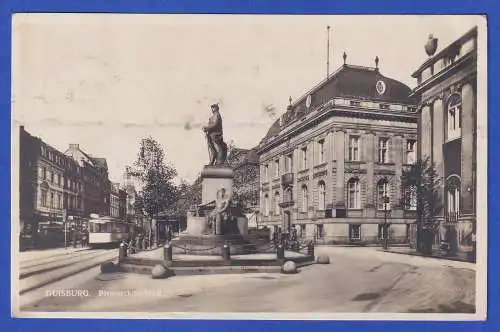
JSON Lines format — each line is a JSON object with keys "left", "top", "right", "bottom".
{"left": 205, "top": 187, "right": 231, "bottom": 235}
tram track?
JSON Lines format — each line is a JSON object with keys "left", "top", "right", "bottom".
{"left": 19, "top": 249, "right": 111, "bottom": 279}
{"left": 18, "top": 249, "right": 118, "bottom": 295}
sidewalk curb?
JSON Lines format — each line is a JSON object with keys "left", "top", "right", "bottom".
{"left": 380, "top": 249, "right": 476, "bottom": 265}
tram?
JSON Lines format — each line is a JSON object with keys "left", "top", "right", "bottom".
{"left": 88, "top": 215, "right": 132, "bottom": 247}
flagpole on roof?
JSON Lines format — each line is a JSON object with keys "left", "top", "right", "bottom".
{"left": 327, "top": 26, "right": 331, "bottom": 79}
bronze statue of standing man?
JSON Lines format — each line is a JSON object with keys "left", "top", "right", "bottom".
{"left": 203, "top": 104, "right": 228, "bottom": 166}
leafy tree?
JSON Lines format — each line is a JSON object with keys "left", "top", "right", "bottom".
{"left": 401, "top": 157, "right": 443, "bottom": 253}
{"left": 164, "top": 178, "right": 202, "bottom": 216}
{"left": 129, "top": 137, "right": 178, "bottom": 244}
{"left": 227, "top": 147, "right": 259, "bottom": 212}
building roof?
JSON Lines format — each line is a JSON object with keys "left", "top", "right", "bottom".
{"left": 227, "top": 146, "right": 260, "bottom": 168}
{"left": 411, "top": 26, "right": 477, "bottom": 78}
{"left": 261, "top": 64, "right": 415, "bottom": 142}
{"left": 91, "top": 157, "right": 108, "bottom": 170}
{"left": 244, "top": 148, "right": 259, "bottom": 164}
{"left": 64, "top": 144, "right": 96, "bottom": 167}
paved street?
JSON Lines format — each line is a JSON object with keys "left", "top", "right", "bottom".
{"left": 17, "top": 247, "right": 117, "bottom": 296}
{"left": 17, "top": 247, "right": 475, "bottom": 314}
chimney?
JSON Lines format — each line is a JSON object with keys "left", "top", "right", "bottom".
{"left": 69, "top": 143, "right": 79, "bottom": 149}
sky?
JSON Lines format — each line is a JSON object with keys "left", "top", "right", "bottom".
{"left": 12, "top": 14, "right": 483, "bottom": 184}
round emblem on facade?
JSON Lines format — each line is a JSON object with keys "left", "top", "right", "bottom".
{"left": 306, "top": 94, "right": 312, "bottom": 108}
{"left": 376, "top": 80, "right": 386, "bottom": 95}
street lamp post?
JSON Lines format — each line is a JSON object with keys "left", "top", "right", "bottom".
{"left": 383, "top": 196, "right": 390, "bottom": 250}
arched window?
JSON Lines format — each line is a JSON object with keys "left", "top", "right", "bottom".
{"left": 284, "top": 187, "right": 293, "bottom": 203}
{"left": 446, "top": 175, "right": 461, "bottom": 222}
{"left": 447, "top": 94, "right": 462, "bottom": 140}
{"left": 263, "top": 194, "right": 269, "bottom": 216}
{"left": 377, "top": 179, "right": 391, "bottom": 210}
{"left": 347, "top": 178, "right": 360, "bottom": 209}
{"left": 274, "top": 191, "right": 281, "bottom": 216}
{"left": 301, "top": 185, "right": 308, "bottom": 213}
{"left": 318, "top": 181, "right": 326, "bottom": 211}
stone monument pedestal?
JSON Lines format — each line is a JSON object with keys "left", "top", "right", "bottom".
{"left": 171, "top": 165, "right": 252, "bottom": 256}
{"left": 200, "top": 166, "right": 234, "bottom": 205}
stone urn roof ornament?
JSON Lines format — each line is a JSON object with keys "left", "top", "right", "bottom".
{"left": 425, "top": 34, "right": 438, "bottom": 56}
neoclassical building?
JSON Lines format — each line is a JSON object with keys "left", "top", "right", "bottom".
{"left": 258, "top": 57, "right": 418, "bottom": 245}
{"left": 410, "top": 27, "right": 477, "bottom": 253}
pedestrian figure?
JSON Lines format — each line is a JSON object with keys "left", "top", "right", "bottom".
{"left": 72, "top": 227, "right": 77, "bottom": 248}
{"left": 81, "top": 227, "right": 89, "bottom": 247}
{"left": 136, "top": 233, "right": 142, "bottom": 251}
{"left": 167, "top": 228, "right": 172, "bottom": 243}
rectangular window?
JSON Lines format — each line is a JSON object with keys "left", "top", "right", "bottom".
{"left": 317, "top": 139, "right": 325, "bottom": 164}
{"left": 264, "top": 164, "right": 269, "bottom": 182}
{"left": 57, "top": 174, "right": 61, "bottom": 186}
{"left": 285, "top": 154, "right": 293, "bottom": 173}
{"left": 57, "top": 193, "right": 62, "bottom": 209}
{"left": 301, "top": 147, "right": 308, "bottom": 170}
{"left": 348, "top": 180, "right": 360, "bottom": 209}
{"left": 406, "top": 139, "right": 416, "bottom": 164}
{"left": 378, "top": 138, "right": 389, "bottom": 163}
{"left": 317, "top": 224, "right": 324, "bottom": 239}
{"left": 378, "top": 224, "right": 390, "bottom": 240}
{"left": 349, "top": 136, "right": 359, "bottom": 161}
{"left": 50, "top": 192, "right": 54, "bottom": 208}
{"left": 274, "top": 159, "right": 280, "bottom": 177}
{"left": 42, "top": 167, "right": 47, "bottom": 180}
{"left": 41, "top": 189, "right": 47, "bottom": 207}
{"left": 377, "top": 182, "right": 391, "bottom": 210}
{"left": 350, "top": 224, "right": 361, "bottom": 240}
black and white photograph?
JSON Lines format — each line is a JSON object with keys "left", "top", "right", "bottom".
{"left": 11, "top": 14, "right": 487, "bottom": 319}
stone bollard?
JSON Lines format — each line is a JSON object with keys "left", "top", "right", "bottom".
{"left": 276, "top": 244, "right": 285, "bottom": 260}
{"left": 221, "top": 243, "right": 231, "bottom": 262}
{"left": 307, "top": 242, "right": 315, "bottom": 257}
{"left": 151, "top": 264, "right": 170, "bottom": 279}
{"left": 101, "top": 261, "right": 116, "bottom": 274}
{"left": 164, "top": 243, "right": 173, "bottom": 262}
{"left": 119, "top": 242, "right": 126, "bottom": 263}
{"left": 282, "top": 260, "right": 297, "bottom": 274}
{"left": 317, "top": 254, "right": 330, "bottom": 264}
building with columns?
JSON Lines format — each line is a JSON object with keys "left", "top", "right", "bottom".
{"left": 257, "top": 57, "right": 418, "bottom": 245}
{"left": 410, "top": 27, "right": 477, "bottom": 253}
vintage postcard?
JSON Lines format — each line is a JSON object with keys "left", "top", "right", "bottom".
{"left": 11, "top": 14, "right": 487, "bottom": 320}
